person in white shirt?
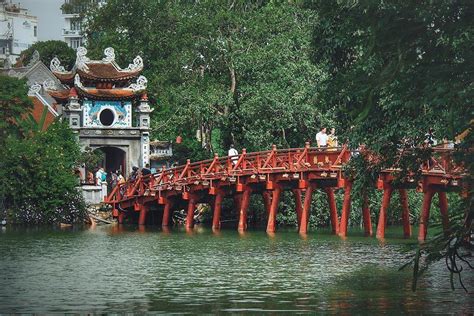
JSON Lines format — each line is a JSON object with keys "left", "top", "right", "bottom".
{"left": 316, "top": 127, "right": 329, "bottom": 147}
{"left": 228, "top": 144, "right": 239, "bottom": 165}
{"left": 95, "top": 167, "right": 104, "bottom": 185}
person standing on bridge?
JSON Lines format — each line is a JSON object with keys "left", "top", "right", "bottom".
{"left": 328, "top": 128, "right": 338, "bottom": 148}
{"left": 129, "top": 166, "right": 139, "bottom": 181}
{"left": 228, "top": 144, "right": 239, "bottom": 165}
{"left": 117, "top": 171, "right": 125, "bottom": 184}
{"left": 95, "top": 167, "right": 105, "bottom": 185}
{"left": 142, "top": 163, "right": 152, "bottom": 176}
{"left": 316, "top": 127, "right": 329, "bottom": 148}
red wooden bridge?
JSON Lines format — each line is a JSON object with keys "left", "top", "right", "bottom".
{"left": 106, "top": 143, "right": 466, "bottom": 240}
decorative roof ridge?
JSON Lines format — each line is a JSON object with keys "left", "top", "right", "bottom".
{"left": 74, "top": 73, "right": 148, "bottom": 92}
{"left": 50, "top": 56, "right": 73, "bottom": 74}
{"left": 76, "top": 47, "right": 143, "bottom": 73}
{"left": 50, "top": 47, "right": 144, "bottom": 82}
{"left": 43, "top": 78, "right": 69, "bottom": 92}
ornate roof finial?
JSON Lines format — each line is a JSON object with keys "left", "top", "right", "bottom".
{"left": 74, "top": 74, "right": 84, "bottom": 89}
{"left": 125, "top": 55, "right": 143, "bottom": 71}
{"left": 103, "top": 47, "right": 115, "bottom": 62}
{"left": 28, "top": 83, "right": 42, "bottom": 96}
{"left": 43, "top": 79, "right": 57, "bottom": 91}
{"left": 27, "top": 50, "right": 40, "bottom": 67}
{"left": 128, "top": 75, "right": 148, "bottom": 92}
{"left": 50, "top": 57, "right": 66, "bottom": 72}
{"left": 76, "top": 47, "right": 90, "bottom": 70}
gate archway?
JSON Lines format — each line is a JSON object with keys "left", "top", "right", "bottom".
{"left": 96, "top": 146, "right": 126, "bottom": 176}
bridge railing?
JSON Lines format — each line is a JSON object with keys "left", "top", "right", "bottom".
{"left": 106, "top": 145, "right": 465, "bottom": 204}
{"left": 105, "top": 146, "right": 349, "bottom": 203}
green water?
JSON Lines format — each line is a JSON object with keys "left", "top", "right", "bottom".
{"left": 0, "top": 225, "right": 472, "bottom": 314}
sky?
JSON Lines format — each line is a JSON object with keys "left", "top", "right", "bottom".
{"left": 20, "top": 0, "right": 64, "bottom": 41}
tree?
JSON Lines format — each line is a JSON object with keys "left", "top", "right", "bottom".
{"left": 84, "top": 0, "right": 329, "bottom": 157}
{"left": 19, "top": 41, "right": 76, "bottom": 69}
{"left": 0, "top": 75, "right": 86, "bottom": 224}
{"left": 306, "top": 0, "right": 473, "bottom": 290}
{"left": 0, "top": 75, "right": 32, "bottom": 140}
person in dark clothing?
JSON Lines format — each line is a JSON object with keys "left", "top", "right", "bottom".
{"left": 129, "top": 166, "right": 139, "bottom": 181}
{"left": 141, "top": 163, "right": 152, "bottom": 176}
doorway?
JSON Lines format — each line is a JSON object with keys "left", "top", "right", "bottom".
{"left": 97, "top": 146, "right": 126, "bottom": 176}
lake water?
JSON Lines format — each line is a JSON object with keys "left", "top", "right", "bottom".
{"left": 0, "top": 225, "right": 472, "bottom": 313}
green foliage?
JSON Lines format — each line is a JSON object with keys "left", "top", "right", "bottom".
{"left": 0, "top": 75, "right": 32, "bottom": 139}
{"left": 85, "top": 0, "right": 330, "bottom": 157}
{"left": 80, "top": 146, "right": 104, "bottom": 170}
{"left": 307, "top": 0, "right": 472, "bottom": 150}
{"left": 0, "top": 121, "right": 86, "bottom": 224}
{"left": 61, "top": 0, "right": 102, "bottom": 15}
{"left": 20, "top": 41, "right": 76, "bottom": 69}
{"left": 0, "top": 76, "right": 86, "bottom": 224}
{"left": 307, "top": 0, "right": 473, "bottom": 289}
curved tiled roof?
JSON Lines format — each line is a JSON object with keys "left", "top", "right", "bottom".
{"left": 50, "top": 47, "right": 144, "bottom": 84}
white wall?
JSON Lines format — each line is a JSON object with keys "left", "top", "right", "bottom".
{"left": 11, "top": 14, "right": 38, "bottom": 55}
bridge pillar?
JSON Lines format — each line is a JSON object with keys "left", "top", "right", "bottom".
{"left": 293, "top": 189, "right": 303, "bottom": 227}
{"left": 325, "top": 188, "right": 339, "bottom": 235}
{"left": 138, "top": 204, "right": 148, "bottom": 226}
{"left": 212, "top": 190, "right": 224, "bottom": 230}
{"left": 338, "top": 180, "right": 353, "bottom": 237}
{"left": 376, "top": 185, "right": 393, "bottom": 239}
{"left": 186, "top": 195, "right": 197, "bottom": 229}
{"left": 299, "top": 185, "right": 313, "bottom": 234}
{"left": 418, "top": 188, "right": 434, "bottom": 241}
{"left": 438, "top": 191, "right": 449, "bottom": 234}
{"left": 262, "top": 191, "right": 272, "bottom": 216}
{"left": 266, "top": 186, "right": 281, "bottom": 233}
{"left": 238, "top": 187, "right": 252, "bottom": 232}
{"left": 399, "top": 189, "right": 411, "bottom": 238}
{"left": 118, "top": 211, "right": 125, "bottom": 224}
{"left": 362, "top": 192, "right": 372, "bottom": 236}
{"left": 162, "top": 200, "right": 173, "bottom": 227}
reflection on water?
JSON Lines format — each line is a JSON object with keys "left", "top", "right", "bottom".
{"left": 0, "top": 225, "right": 471, "bottom": 313}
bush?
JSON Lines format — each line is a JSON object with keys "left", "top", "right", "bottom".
{"left": 0, "top": 121, "right": 87, "bottom": 224}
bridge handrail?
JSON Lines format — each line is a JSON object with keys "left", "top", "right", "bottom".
{"left": 105, "top": 146, "right": 464, "bottom": 204}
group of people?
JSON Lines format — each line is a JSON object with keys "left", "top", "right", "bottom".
{"left": 95, "top": 167, "right": 126, "bottom": 187}
{"left": 129, "top": 164, "right": 154, "bottom": 182}
{"left": 315, "top": 127, "right": 338, "bottom": 148}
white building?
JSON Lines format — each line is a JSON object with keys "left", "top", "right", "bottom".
{"left": 61, "top": 0, "right": 105, "bottom": 49}
{"left": 0, "top": 0, "right": 38, "bottom": 64}
{"left": 61, "top": 11, "right": 82, "bottom": 48}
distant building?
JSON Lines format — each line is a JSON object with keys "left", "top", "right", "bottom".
{"left": 61, "top": 0, "right": 105, "bottom": 49}
{"left": 0, "top": 0, "right": 38, "bottom": 64}
{"left": 150, "top": 141, "right": 173, "bottom": 169}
